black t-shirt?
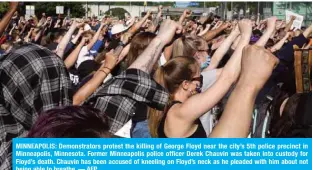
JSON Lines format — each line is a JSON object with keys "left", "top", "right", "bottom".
{"left": 132, "top": 103, "right": 148, "bottom": 123}
{"left": 107, "top": 38, "right": 120, "bottom": 51}
{"left": 77, "top": 60, "right": 100, "bottom": 80}
{"left": 47, "top": 42, "right": 58, "bottom": 51}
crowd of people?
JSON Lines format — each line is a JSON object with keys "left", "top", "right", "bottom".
{"left": 1, "top": 2, "right": 312, "bottom": 169}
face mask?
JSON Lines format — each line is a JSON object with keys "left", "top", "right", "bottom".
{"left": 200, "top": 55, "right": 211, "bottom": 71}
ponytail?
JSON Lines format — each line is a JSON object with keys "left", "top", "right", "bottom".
{"left": 148, "top": 66, "right": 169, "bottom": 137}
{"left": 147, "top": 56, "right": 198, "bottom": 137}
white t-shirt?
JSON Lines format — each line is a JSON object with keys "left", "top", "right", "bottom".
{"left": 75, "top": 46, "right": 95, "bottom": 69}
{"left": 159, "top": 53, "right": 167, "bottom": 66}
{"left": 200, "top": 69, "right": 217, "bottom": 136}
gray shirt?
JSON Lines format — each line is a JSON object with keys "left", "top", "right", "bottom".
{"left": 200, "top": 69, "right": 217, "bottom": 136}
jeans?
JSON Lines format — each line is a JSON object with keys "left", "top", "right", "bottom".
{"left": 131, "top": 120, "right": 151, "bottom": 138}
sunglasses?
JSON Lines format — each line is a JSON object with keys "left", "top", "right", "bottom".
{"left": 191, "top": 75, "right": 203, "bottom": 93}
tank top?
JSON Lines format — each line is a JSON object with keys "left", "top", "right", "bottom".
{"left": 158, "top": 101, "right": 207, "bottom": 138}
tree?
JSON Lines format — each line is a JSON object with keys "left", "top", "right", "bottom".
{"left": 32, "top": 2, "right": 85, "bottom": 18}
{"left": 105, "top": 8, "right": 130, "bottom": 19}
{"left": 0, "top": 2, "right": 9, "bottom": 17}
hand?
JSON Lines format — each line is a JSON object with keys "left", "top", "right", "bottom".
{"left": 216, "top": 21, "right": 224, "bottom": 27}
{"left": 285, "top": 32, "right": 292, "bottom": 39}
{"left": 103, "top": 49, "right": 118, "bottom": 69}
{"left": 205, "top": 24, "right": 211, "bottom": 30}
{"left": 221, "top": 22, "right": 230, "bottom": 29}
{"left": 267, "top": 16, "right": 277, "bottom": 31}
{"left": 156, "top": 19, "right": 183, "bottom": 46}
{"left": 238, "top": 19, "right": 252, "bottom": 36}
{"left": 80, "top": 37, "right": 87, "bottom": 44}
{"left": 78, "top": 27, "right": 84, "bottom": 35}
{"left": 9, "top": 2, "right": 18, "bottom": 11}
{"left": 158, "top": 5, "right": 163, "bottom": 11}
{"left": 147, "top": 10, "right": 152, "bottom": 16}
{"left": 105, "top": 18, "right": 112, "bottom": 25}
{"left": 290, "top": 15, "right": 296, "bottom": 21}
{"left": 183, "top": 9, "right": 192, "bottom": 17}
{"left": 71, "top": 20, "right": 78, "bottom": 27}
{"left": 199, "top": 16, "right": 208, "bottom": 25}
{"left": 121, "top": 32, "right": 133, "bottom": 44}
{"left": 240, "top": 45, "right": 279, "bottom": 90}
{"left": 232, "top": 24, "right": 240, "bottom": 35}
{"left": 192, "top": 23, "right": 198, "bottom": 30}
{"left": 275, "top": 21, "right": 283, "bottom": 30}
{"left": 197, "top": 25, "right": 203, "bottom": 30}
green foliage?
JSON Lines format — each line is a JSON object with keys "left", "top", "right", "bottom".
{"left": 0, "top": 2, "right": 9, "bottom": 16}
{"left": 105, "top": 8, "right": 130, "bottom": 19}
{"left": 32, "top": 2, "right": 85, "bottom": 18}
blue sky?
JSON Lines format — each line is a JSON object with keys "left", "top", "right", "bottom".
{"left": 176, "top": 1, "right": 190, "bottom": 8}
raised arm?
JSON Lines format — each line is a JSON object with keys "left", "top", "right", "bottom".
{"left": 64, "top": 38, "right": 86, "bottom": 69}
{"left": 128, "top": 20, "right": 182, "bottom": 74}
{"left": 128, "top": 11, "right": 151, "bottom": 34}
{"left": 24, "top": 28, "right": 34, "bottom": 42}
{"left": 116, "top": 32, "right": 133, "bottom": 63}
{"left": 34, "top": 28, "right": 43, "bottom": 43}
{"left": 73, "top": 50, "right": 118, "bottom": 105}
{"left": 54, "top": 19, "right": 61, "bottom": 28}
{"left": 255, "top": 16, "right": 277, "bottom": 47}
{"left": 197, "top": 24, "right": 211, "bottom": 36}
{"left": 209, "top": 45, "right": 278, "bottom": 138}
{"left": 179, "top": 9, "right": 192, "bottom": 24}
{"left": 87, "top": 22, "right": 105, "bottom": 51}
{"left": 148, "top": 6, "right": 163, "bottom": 33}
{"left": 8, "top": 23, "right": 16, "bottom": 36}
{"left": 56, "top": 21, "right": 79, "bottom": 58}
{"left": 204, "top": 25, "right": 240, "bottom": 71}
{"left": 285, "top": 15, "right": 296, "bottom": 32}
{"left": 71, "top": 27, "right": 84, "bottom": 45}
{"left": 201, "top": 23, "right": 229, "bottom": 41}
{"left": 270, "top": 32, "right": 290, "bottom": 53}
{"left": 256, "top": 13, "right": 260, "bottom": 26}
{"left": 231, "top": 35, "right": 241, "bottom": 50}
{"left": 0, "top": 2, "right": 18, "bottom": 36}
{"left": 173, "top": 20, "right": 252, "bottom": 122}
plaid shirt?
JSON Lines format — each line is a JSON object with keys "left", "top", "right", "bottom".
{"left": 86, "top": 69, "right": 169, "bottom": 134}
{"left": 0, "top": 43, "right": 72, "bottom": 169}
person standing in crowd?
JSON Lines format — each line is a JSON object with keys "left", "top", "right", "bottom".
{"left": 0, "top": 5, "right": 311, "bottom": 169}
{"left": 0, "top": 43, "right": 72, "bottom": 169}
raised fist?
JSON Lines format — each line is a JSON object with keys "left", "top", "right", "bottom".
{"left": 267, "top": 16, "right": 277, "bottom": 31}
{"left": 156, "top": 19, "right": 183, "bottom": 46}
{"left": 238, "top": 19, "right": 252, "bottom": 36}
{"left": 241, "top": 45, "right": 279, "bottom": 89}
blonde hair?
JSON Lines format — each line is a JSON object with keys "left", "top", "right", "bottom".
{"left": 172, "top": 34, "right": 206, "bottom": 58}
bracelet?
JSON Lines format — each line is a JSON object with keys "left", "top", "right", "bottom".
{"left": 99, "top": 69, "right": 109, "bottom": 75}
{"left": 102, "top": 67, "right": 112, "bottom": 71}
